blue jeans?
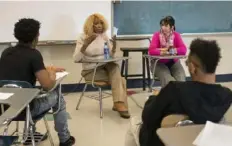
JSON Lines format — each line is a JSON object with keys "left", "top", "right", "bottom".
{"left": 30, "top": 89, "right": 70, "bottom": 143}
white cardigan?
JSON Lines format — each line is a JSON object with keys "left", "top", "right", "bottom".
{"left": 73, "top": 33, "right": 112, "bottom": 70}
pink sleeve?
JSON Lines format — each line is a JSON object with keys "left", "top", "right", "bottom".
{"left": 148, "top": 32, "right": 161, "bottom": 55}
{"left": 174, "top": 32, "right": 187, "bottom": 55}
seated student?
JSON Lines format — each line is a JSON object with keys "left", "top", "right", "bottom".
{"left": 73, "top": 13, "right": 130, "bottom": 118}
{"left": 149, "top": 16, "right": 187, "bottom": 87}
{"left": 125, "top": 38, "right": 232, "bottom": 146}
{"left": 0, "top": 18, "right": 75, "bottom": 146}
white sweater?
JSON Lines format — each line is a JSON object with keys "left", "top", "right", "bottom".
{"left": 73, "top": 33, "right": 112, "bottom": 70}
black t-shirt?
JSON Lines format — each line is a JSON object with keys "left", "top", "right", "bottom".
{"left": 0, "top": 43, "right": 46, "bottom": 86}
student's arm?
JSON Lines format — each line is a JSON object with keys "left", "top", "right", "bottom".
{"left": 32, "top": 51, "right": 56, "bottom": 91}
{"left": 73, "top": 35, "right": 86, "bottom": 62}
{"left": 73, "top": 34, "right": 97, "bottom": 62}
{"left": 148, "top": 32, "right": 162, "bottom": 55}
{"left": 110, "top": 35, "right": 116, "bottom": 56}
{"left": 142, "top": 82, "right": 176, "bottom": 128}
{"left": 174, "top": 32, "right": 187, "bottom": 55}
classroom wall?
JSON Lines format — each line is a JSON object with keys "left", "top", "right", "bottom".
{"left": 0, "top": 1, "right": 232, "bottom": 85}
{"left": 35, "top": 34, "right": 232, "bottom": 84}
{"left": 0, "top": 1, "right": 112, "bottom": 42}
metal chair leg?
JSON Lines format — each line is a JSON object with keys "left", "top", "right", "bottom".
{"left": 3, "top": 124, "right": 9, "bottom": 135}
{"left": 29, "top": 110, "right": 36, "bottom": 146}
{"left": 150, "top": 59, "right": 159, "bottom": 92}
{"left": 12, "top": 121, "right": 19, "bottom": 136}
{"left": 76, "top": 84, "right": 88, "bottom": 110}
{"left": 99, "top": 87, "right": 103, "bottom": 118}
{"left": 29, "top": 125, "right": 36, "bottom": 146}
{"left": 43, "top": 117, "right": 54, "bottom": 146}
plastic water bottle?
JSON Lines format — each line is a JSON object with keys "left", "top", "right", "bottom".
{"left": 169, "top": 38, "right": 175, "bottom": 55}
{"left": 169, "top": 48, "right": 174, "bottom": 55}
{"left": 104, "top": 42, "right": 110, "bottom": 59}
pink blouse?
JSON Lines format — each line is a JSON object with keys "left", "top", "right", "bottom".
{"left": 148, "top": 31, "right": 187, "bottom": 63}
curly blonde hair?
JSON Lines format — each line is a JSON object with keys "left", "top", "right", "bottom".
{"left": 83, "top": 13, "right": 109, "bottom": 36}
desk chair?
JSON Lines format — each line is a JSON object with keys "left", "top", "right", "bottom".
{"left": 119, "top": 38, "right": 151, "bottom": 91}
{"left": 120, "top": 47, "right": 151, "bottom": 91}
{"left": 0, "top": 80, "right": 61, "bottom": 146}
{"left": 75, "top": 58, "right": 130, "bottom": 118}
{"left": 143, "top": 55, "right": 161, "bottom": 92}
{"left": 76, "top": 77, "right": 111, "bottom": 118}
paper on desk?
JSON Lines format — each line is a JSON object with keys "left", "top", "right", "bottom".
{"left": 0, "top": 92, "right": 14, "bottom": 100}
{"left": 56, "top": 71, "right": 69, "bottom": 80}
{"left": 193, "top": 121, "right": 232, "bottom": 146}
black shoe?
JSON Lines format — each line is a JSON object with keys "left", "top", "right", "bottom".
{"left": 23, "top": 132, "right": 48, "bottom": 145}
{"left": 60, "top": 136, "right": 75, "bottom": 146}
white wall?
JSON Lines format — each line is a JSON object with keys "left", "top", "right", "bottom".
{"left": 0, "top": 1, "right": 111, "bottom": 42}
{"left": 0, "top": 1, "right": 232, "bottom": 85}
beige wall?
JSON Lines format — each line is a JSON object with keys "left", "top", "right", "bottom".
{"left": 35, "top": 34, "right": 232, "bottom": 84}
{"left": 1, "top": 34, "right": 232, "bottom": 85}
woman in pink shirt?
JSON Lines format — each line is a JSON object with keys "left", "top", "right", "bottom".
{"left": 149, "top": 16, "right": 187, "bottom": 87}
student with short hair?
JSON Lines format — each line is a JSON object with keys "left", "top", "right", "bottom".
{"left": 125, "top": 38, "right": 232, "bottom": 146}
{"left": 0, "top": 18, "right": 75, "bottom": 146}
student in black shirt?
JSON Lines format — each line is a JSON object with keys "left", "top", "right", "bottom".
{"left": 125, "top": 38, "right": 232, "bottom": 146}
{"left": 0, "top": 18, "right": 75, "bottom": 146}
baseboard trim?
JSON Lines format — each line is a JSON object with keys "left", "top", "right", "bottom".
{"left": 60, "top": 73, "right": 232, "bottom": 93}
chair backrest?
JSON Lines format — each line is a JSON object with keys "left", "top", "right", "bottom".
{"left": 0, "top": 80, "right": 33, "bottom": 88}
{"left": 0, "top": 80, "right": 33, "bottom": 115}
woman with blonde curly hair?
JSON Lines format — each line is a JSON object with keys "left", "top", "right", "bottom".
{"left": 73, "top": 13, "right": 130, "bottom": 119}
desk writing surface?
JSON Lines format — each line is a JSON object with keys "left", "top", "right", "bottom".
{"left": 157, "top": 125, "right": 204, "bottom": 146}
{"left": 143, "top": 55, "right": 187, "bottom": 60}
{"left": 0, "top": 88, "right": 40, "bottom": 126}
{"left": 78, "top": 57, "right": 130, "bottom": 63}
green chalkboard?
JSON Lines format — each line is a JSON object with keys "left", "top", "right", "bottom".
{"left": 114, "top": 1, "right": 232, "bottom": 35}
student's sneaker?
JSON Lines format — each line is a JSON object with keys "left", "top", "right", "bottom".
{"left": 60, "top": 136, "right": 75, "bottom": 146}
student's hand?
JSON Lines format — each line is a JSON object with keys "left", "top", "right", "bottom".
{"left": 111, "top": 35, "right": 116, "bottom": 44}
{"left": 160, "top": 50, "right": 169, "bottom": 56}
{"left": 160, "top": 48, "right": 168, "bottom": 51}
{"left": 81, "top": 34, "right": 97, "bottom": 53}
{"left": 46, "top": 67, "right": 56, "bottom": 81}
{"left": 46, "top": 66, "right": 56, "bottom": 71}
{"left": 83, "top": 34, "right": 97, "bottom": 46}
{"left": 46, "top": 66, "right": 65, "bottom": 72}
{"left": 111, "top": 35, "right": 116, "bottom": 54}
{"left": 54, "top": 67, "right": 66, "bottom": 72}
{"left": 102, "top": 33, "right": 110, "bottom": 42}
